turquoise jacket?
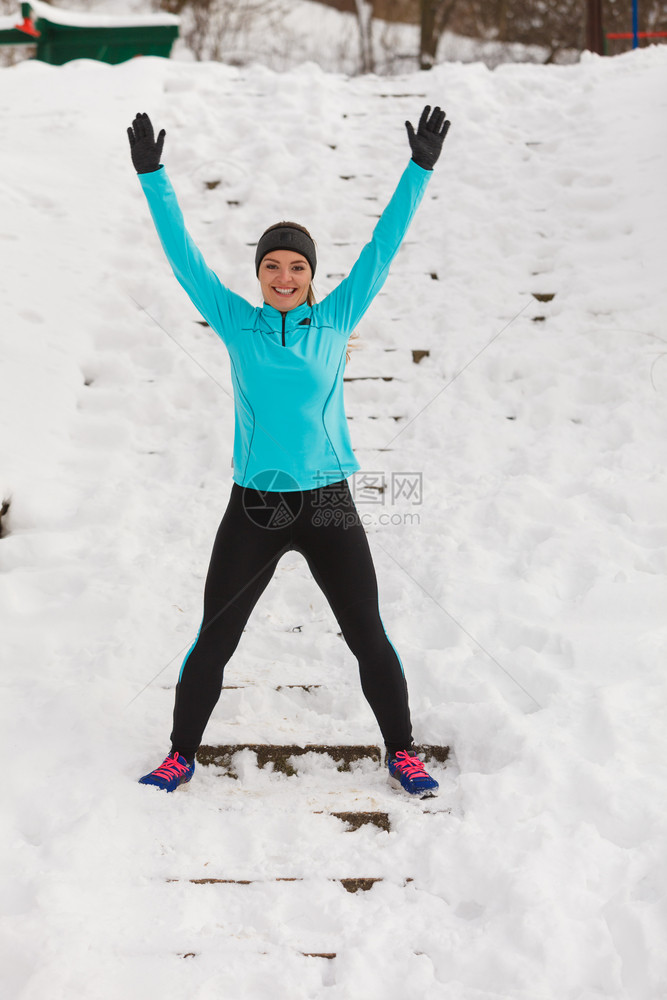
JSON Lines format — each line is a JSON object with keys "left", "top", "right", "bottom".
{"left": 139, "top": 160, "right": 431, "bottom": 491}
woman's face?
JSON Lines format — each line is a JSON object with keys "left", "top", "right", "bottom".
{"left": 259, "top": 250, "right": 312, "bottom": 312}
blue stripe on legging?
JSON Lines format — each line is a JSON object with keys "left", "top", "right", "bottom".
{"left": 178, "top": 618, "right": 204, "bottom": 682}
{"left": 379, "top": 612, "right": 405, "bottom": 677}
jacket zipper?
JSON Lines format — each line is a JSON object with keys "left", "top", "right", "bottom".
{"left": 281, "top": 312, "right": 286, "bottom": 347}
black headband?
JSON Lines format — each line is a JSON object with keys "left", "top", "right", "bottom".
{"left": 255, "top": 225, "right": 317, "bottom": 278}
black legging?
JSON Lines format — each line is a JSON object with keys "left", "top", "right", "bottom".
{"left": 170, "top": 479, "right": 413, "bottom": 761}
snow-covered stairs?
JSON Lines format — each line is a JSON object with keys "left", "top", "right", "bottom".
{"left": 193, "top": 738, "right": 450, "bottom": 826}
{"left": 152, "top": 735, "right": 453, "bottom": 958}
{"left": 155, "top": 736, "right": 453, "bottom": 967}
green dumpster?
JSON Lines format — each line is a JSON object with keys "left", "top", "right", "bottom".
{"left": 0, "top": 1, "right": 180, "bottom": 65}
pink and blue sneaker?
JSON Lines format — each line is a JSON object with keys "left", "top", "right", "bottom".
{"left": 139, "top": 751, "right": 195, "bottom": 792}
{"left": 387, "top": 750, "right": 439, "bottom": 798}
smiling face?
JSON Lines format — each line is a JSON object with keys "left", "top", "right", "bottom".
{"left": 259, "top": 250, "right": 312, "bottom": 312}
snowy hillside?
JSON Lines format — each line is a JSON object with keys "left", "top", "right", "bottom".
{"left": 1, "top": 43, "right": 667, "bottom": 1000}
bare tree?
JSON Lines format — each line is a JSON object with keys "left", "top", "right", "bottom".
{"left": 419, "top": 0, "right": 459, "bottom": 69}
{"left": 454, "top": 0, "right": 667, "bottom": 62}
{"left": 152, "top": 0, "right": 667, "bottom": 70}
{"left": 353, "top": 0, "right": 375, "bottom": 72}
{"left": 155, "top": 0, "right": 290, "bottom": 63}
{"left": 586, "top": 0, "right": 604, "bottom": 53}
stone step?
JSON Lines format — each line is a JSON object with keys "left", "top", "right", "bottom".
{"left": 179, "top": 951, "right": 338, "bottom": 960}
{"left": 196, "top": 743, "right": 449, "bottom": 776}
{"left": 221, "top": 683, "right": 323, "bottom": 692}
{"left": 323, "top": 810, "right": 390, "bottom": 832}
{"left": 324, "top": 806, "right": 450, "bottom": 828}
{"left": 346, "top": 415, "right": 404, "bottom": 421}
{"left": 169, "top": 876, "right": 409, "bottom": 893}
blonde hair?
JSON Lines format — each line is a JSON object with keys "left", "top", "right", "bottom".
{"left": 345, "top": 330, "right": 360, "bottom": 364}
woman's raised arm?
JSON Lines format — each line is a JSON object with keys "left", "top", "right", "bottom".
{"left": 317, "top": 106, "right": 450, "bottom": 338}
{"left": 128, "top": 113, "right": 253, "bottom": 344}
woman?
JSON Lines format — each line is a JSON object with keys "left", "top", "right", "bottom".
{"left": 128, "top": 104, "right": 450, "bottom": 798}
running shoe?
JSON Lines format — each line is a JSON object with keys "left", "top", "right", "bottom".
{"left": 139, "top": 751, "right": 195, "bottom": 792}
{"left": 387, "top": 750, "right": 439, "bottom": 798}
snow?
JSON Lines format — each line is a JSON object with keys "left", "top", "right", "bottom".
{"left": 1, "top": 38, "right": 667, "bottom": 1000}
{"left": 28, "top": 0, "right": 180, "bottom": 28}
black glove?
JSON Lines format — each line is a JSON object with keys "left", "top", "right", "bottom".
{"left": 127, "top": 112, "right": 165, "bottom": 174}
{"left": 405, "top": 105, "right": 450, "bottom": 171}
